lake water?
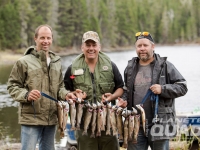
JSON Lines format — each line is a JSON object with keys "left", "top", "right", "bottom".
{"left": 0, "top": 45, "right": 200, "bottom": 144}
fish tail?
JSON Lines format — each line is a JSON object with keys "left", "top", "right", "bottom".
{"left": 71, "top": 127, "right": 76, "bottom": 130}
{"left": 90, "top": 133, "right": 95, "bottom": 138}
{"left": 106, "top": 130, "right": 111, "bottom": 135}
{"left": 60, "top": 131, "right": 65, "bottom": 138}
{"left": 122, "top": 143, "right": 127, "bottom": 148}
{"left": 82, "top": 131, "right": 88, "bottom": 136}
{"left": 96, "top": 131, "right": 101, "bottom": 137}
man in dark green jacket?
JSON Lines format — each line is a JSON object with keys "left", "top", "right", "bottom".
{"left": 7, "top": 24, "right": 76, "bottom": 150}
{"left": 121, "top": 31, "right": 188, "bottom": 150}
{"left": 64, "top": 31, "right": 126, "bottom": 150}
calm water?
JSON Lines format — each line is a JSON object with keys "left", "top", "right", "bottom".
{"left": 0, "top": 45, "right": 200, "bottom": 144}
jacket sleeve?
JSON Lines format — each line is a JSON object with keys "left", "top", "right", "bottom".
{"left": 7, "top": 61, "right": 29, "bottom": 103}
{"left": 160, "top": 61, "right": 188, "bottom": 98}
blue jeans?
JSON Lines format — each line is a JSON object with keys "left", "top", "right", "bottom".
{"left": 21, "top": 125, "right": 56, "bottom": 150}
{"left": 127, "top": 128, "right": 169, "bottom": 150}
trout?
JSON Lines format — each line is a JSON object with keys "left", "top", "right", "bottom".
{"left": 76, "top": 103, "right": 84, "bottom": 130}
{"left": 122, "top": 109, "right": 132, "bottom": 118}
{"left": 122, "top": 117, "right": 129, "bottom": 148}
{"left": 110, "top": 105, "right": 118, "bottom": 136}
{"left": 96, "top": 102, "right": 104, "bottom": 136}
{"left": 68, "top": 99, "right": 76, "bottom": 130}
{"left": 82, "top": 103, "right": 93, "bottom": 136}
{"left": 132, "top": 115, "right": 140, "bottom": 143}
{"left": 106, "top": 103, "right": 112, "bottom": 135}
{"left": 60, "top": 101, "right": 69, "bottom": 137}
{"left": 136, "top": 104, "right": 146, "bottom": 134}
{"left": 90, "top": 103, "right": 97, "bottom": 138}
{"left": 116, "top": 107, "right": 124, "bottom": 140}
{"left": 102, "top": 103, "right": 107, "bottom": 131}
{"left": 128, "top": 115, "right": 134, "bottom": 141}
{"left": 57, "top": 101, "right": 63, "bottom": 134}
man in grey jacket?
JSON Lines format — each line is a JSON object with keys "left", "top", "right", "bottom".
{"left": 121, "top": 31, "right": 188, "bottom": 150}
{"left": 7, "top": 24, "right": 76, "bottom": 150}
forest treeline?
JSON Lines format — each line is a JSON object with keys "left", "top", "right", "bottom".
{"left": 0, "top": 0, "right": 199, "bottom": 52}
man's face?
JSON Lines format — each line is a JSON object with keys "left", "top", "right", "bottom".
{"left": 34, "top": 26, "right": 53, "bottom": 51}
{"left": 81, "top": 40, "right": 101, "bottom": 61}
{"left": 135, "top": 38, "right": 154, "bottom": 62}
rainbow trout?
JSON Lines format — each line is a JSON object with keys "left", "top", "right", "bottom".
{"left": 57, "top": 101, "right": 63, "bottom": 135}
{"left": 102, "top": 103, "right": 107, "bottom": 131}
{"left": 136, "top": 104, "right": 146, "bottom": 135}
{"left": 110, "top": 105, "right": 118, "bottom": 136}
{"left": 90, "top": 103, "right": 97, "bottom": 138}
{"left": 60, "top": 101, "right": 69, "bottom": 137}
{"left": 68, "top": 99, "right": 76, "bottom": 130}
{"left": 82, "top": 103, "right": 93, "bottom": 136}
{"left": 106, "top": 103, "right": 112, "bottom": 135}
{"left": 128, "top": 115, "right": 134, "bottom": 141}
{"left": 96, "top": 102, "right": 104, "bottom": 137}
{"left": 116, "top": 107, "right": 124, "bottom": 140}
{"left": 132, "top": 115, "right": 140, "bottom": 143}
{"left": 122, "top": 117, "right": 129, "bottom": 148}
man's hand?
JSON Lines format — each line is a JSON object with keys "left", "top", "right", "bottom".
{"left": 117, "top": 97, "right": 127, "bottom": 108}
{"left": 75, "top": 89, "right": 87, "bottom": 103}
{"left": 101, "top": 93, "right": 113, "bottom": 103}
{"left": 27, "top": 90, "right": 41, "bottom": 101}
{"left": 150, "top": 84, "right": 162, "bottom": 94}
{"left": 66, "top": 92, "right": 77, "bottom": 101}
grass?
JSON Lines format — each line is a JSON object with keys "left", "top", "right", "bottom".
{"left": 0, "top": 50, "right": 23, "bottom": 65}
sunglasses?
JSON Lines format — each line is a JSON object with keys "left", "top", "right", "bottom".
{"left": 135, "top": 32, "right": 150, "bottom": 37}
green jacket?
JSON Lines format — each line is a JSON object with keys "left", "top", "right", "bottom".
{"left": 7, "top": 46, "right": 69, "bottom": 125}
{"left": 71, "top": 51, "right": 115, "bottom": 103}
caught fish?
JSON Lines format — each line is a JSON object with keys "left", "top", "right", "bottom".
{"left": 106, "top": 103, "right": 112, "bottom": 135}
{"left": 60, "top": 102, "right": 69, "bottom": 137}
{"left": 68, "top": 99, "right": 76, "bottom": 130}
{"left": 76, "top": 103, "right": 84, "bottom": 130}
{"left": 116, "top": 107, "right": 124, "bottom": 140}
{"left": 128, "top": 115, "right": 134, "bottom": 141}
{"left": 136, "top": 104, "right": 146, "bottom": 134}
{"left": 131, "top": 107, "right": 138, "bottom": 115}
{"left": 82, "top": 103, "right": 93, "bottom": 135}
{"left": 90, "top": 103, "right": 97, "bottom": 138}
{"left": 122, "top": 117, "right": 129, "bottom": 148}
{"left": 132, "top": 115, "right": 140, "bottom": 143}
{"left": 122, "top": 109, "right": 132, "bottom": 118}
{"left": 96, "top": 102, "right": 104, "bottom": 137}
{"left": 102, "top": 103, "right": 107, "bottom": 131}
{"left": 57, "top": 101, "right": 63, "bottom": 134}
{"left": 110, "top": 105, "right": 118, "bottom": 136}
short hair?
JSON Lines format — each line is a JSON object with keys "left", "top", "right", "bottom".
{"left": 34, "top": 24, "right": 53, "bottom": 38}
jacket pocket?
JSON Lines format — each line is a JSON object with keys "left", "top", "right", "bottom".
{"left": 21, "top": 97, "right": 41, "bottom": 114}
{"left": 99, "top": 82, "right": 115, "bottom": 93}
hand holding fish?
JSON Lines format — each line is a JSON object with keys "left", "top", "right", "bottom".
{"left": 27, "top": 90, "right": 41, "bottom": 101}
{"left": 65, "top": 92, "right": 77, "bottom": 101}
{"left": 75, "top": 89, "right": 87, "bottom": 103}
{"left": 117, "top": 97, "right": 127, "bottom": 108}
{"left": 150, "top": 84, "right": 161, "bottom": 94}
{"left": 102, "top": 93, "right": 112, "bottom": 104}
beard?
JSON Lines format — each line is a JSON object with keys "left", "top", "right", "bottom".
{"left": 138, "top": 53, "right": 150, "bottom": 62}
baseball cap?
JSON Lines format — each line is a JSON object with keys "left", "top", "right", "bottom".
{"left": 82, "top": 31, "right": 100, "bottom": 43}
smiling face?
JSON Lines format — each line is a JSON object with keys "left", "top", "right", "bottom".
{"left": 135, "top": 38, "right": 155, "bottom": 65}
{"left": 81, "top": 40, "right": 101, "bottom": 63}
{"left": 34, "top": 26, "right": 53, "bottom": 51}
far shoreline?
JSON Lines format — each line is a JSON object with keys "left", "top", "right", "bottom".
{"left": 0, "top": 43, "right": 199, "bottom": 66}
